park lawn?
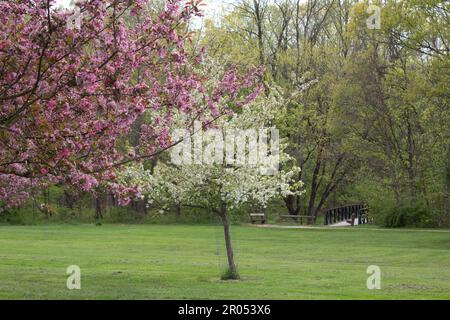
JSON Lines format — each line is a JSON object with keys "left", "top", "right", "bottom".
{"left": 0, "top": 223, "right": 449, "bottom": 299}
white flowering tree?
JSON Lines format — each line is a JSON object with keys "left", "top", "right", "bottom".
{"left": 119, "top": 90, "right": 304, "bottom": 279}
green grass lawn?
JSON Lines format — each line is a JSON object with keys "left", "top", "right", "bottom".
{"left": 0, "top": 223, "right": 449, "bottom": 299}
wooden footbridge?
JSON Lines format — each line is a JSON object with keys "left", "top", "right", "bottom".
{"left": 323, "top": 204, "right": 369, "bottom": 226}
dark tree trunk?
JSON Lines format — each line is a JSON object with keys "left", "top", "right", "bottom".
{"left": 42, "top": 188, "right": 50, "bottom": 204}
{"left": 254, "top": 0, "right": 265, "bottom": 67}
{"left": 219, "top": 204, "right": 238, "bottom": 279}
{"left": 313, "top": 155, "right": 348, "bottom": 223}
{"left": 63, "top": 189, "right": 76, "bottom": 209}
{"left": 406, "top": 119, "right": 417, "bottom": 202}
{"left": 284, "top": 194, "right": 301, "bottom": 215}
{"left": 95, "top": 195, "right": 103, "bottom": 222}
{"left": 307, "top": 147, "right": 323, "bottom": 218}
{"left": 175, "top": 205, "right": 181, "bottom": 219}
{"left": 143, "top": 199, "right": 148, "bottom": 215}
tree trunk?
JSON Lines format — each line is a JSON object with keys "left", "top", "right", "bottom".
{"left": 283, "top": 165, "right": 302, "bottom": 215}
{"left": 406, "top": 119, "right": 417, "bottom": 202}
{"left": 307, "top": 147, "right": 323, "bottom": 217}
{"left": 42, "top": 188, "right": 50, "bottom": 204}
{"left": 254, "top": 0, "right": 265, "bottom": 67}
{"left": 219, "top": 206, "right": 239, "bottom": 279}
{"left": 284, "top": 195, "right": 300, "bottom": 215}
{"left": 95, "top": 195, "right": 103, "bottom": 223}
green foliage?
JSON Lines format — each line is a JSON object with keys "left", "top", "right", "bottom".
{"left": 377, "top": 202, "right": 432, "bottom": 228}
{"left": 0, "top": 206, "right": 37, "bottom": 225}
{"left": 0, "top": 204, "right": 93, "bottom": 225}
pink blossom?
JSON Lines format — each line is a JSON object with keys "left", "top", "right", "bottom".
{"left": 0, "top": 0, "right": 264, "bottom": 209}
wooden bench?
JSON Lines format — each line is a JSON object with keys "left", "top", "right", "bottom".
{"left": 249, "top": 213, "right": 266, "bottom": 224}
{"left": 279, "top": 215, "right": 313, "bottom": 224}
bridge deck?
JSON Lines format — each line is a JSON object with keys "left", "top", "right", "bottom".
{"left": 329, "top": 219, "right": 360, "bottom": 227}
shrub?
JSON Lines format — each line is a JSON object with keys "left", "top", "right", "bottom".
{"left": 0, "top": 207, "right": 36, "bottom": 225}
{"left": 378, "top": 202, "right": 432, "bottom": 228}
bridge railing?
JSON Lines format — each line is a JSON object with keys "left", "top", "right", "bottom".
{"left": 323, "top": 204, "right": 369, "bottom": 226}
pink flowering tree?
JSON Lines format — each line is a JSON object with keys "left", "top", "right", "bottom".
{"left": 0, "top": 0, "right": 264, "bottom": 211}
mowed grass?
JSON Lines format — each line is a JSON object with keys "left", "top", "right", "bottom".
{"left": 0, "top": 224, "right": 449, "bottom": 299}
